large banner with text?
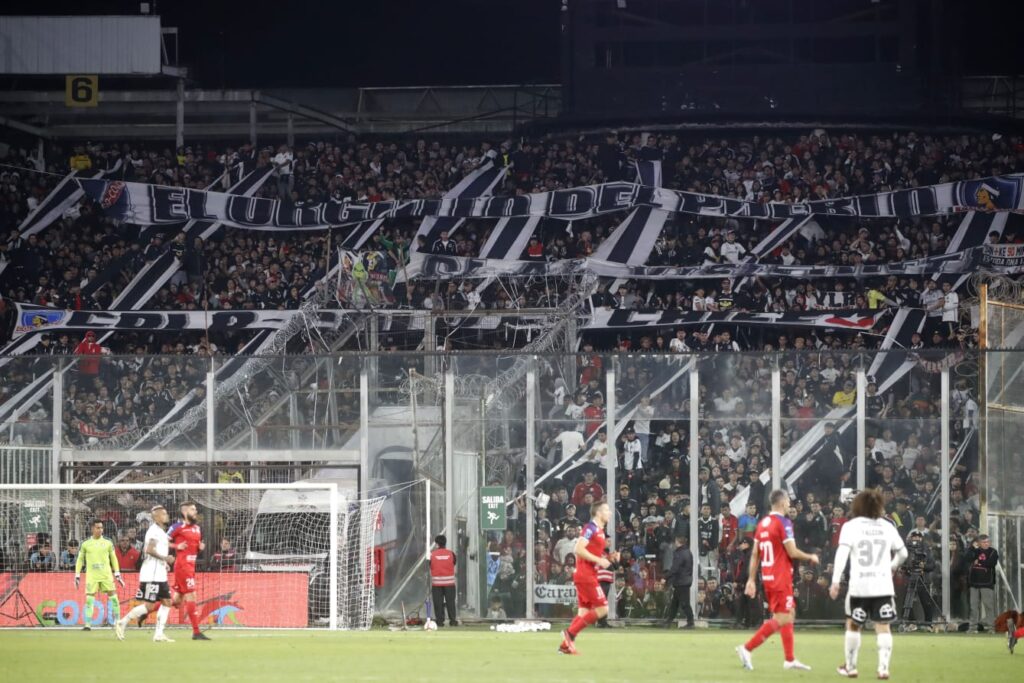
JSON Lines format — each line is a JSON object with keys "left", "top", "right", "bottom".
{"left": 78, "top": 173, "right": 1024, "bottom": 231}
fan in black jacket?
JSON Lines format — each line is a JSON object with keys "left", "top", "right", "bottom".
{"left": 966, "top": 535, "right": 999, "bottom": 632}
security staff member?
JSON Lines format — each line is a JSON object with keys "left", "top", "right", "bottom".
{"left": 429, "top": 534, "right": 457, "bottom": 627}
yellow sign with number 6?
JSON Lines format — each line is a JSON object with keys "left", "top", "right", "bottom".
{"left": 65, "top": 75, "right": 98, "bottom": 108}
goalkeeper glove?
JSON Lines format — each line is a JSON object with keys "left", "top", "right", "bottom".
{"left": 115, "top": 573, "right": 124, "bottom": 587}
{"left": 74, "top": 575, "right": 80, "bottom": 589}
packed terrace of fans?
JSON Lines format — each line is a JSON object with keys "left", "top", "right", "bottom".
{"left": 0, "top": 130, "right": 1014, "bottom": 617}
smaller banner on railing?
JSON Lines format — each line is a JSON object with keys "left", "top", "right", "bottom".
{"left": 0, "top": 572, "right": 308, "bottom": 627}
{"left": 982, "top": 243, "right": 1024, "bottom": 268}
{"left": 417, "top": 246, "right": 1024, "bottom": 281}
{"left": 534, "top": 583, "right": 578, "bottom": 605}
{"left": 11, "top": 304, "right": 348, "bottom": 339}
{"left": 587, "top": 308, "right": 887, "bottom": 331}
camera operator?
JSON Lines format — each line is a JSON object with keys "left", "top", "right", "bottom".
{"left": 900, "top": 530, "right": 937, "bottom": 628}
{"left": 966, "top": 534, "right": 999, "bottom": 633}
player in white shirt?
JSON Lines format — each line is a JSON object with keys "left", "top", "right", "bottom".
{"left": 115, "top": 505, "right": 176, "bottom": 642}
{"left": 829, "top": 490, "right": 909, "bottom": 679}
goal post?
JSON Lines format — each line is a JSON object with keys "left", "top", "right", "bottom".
{"left": 0, "top": 483, "right": 384, "bottom": 630}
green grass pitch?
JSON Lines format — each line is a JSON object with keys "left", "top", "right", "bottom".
{"left": 0, "top": 627, "right": 1018, "bottom": 682}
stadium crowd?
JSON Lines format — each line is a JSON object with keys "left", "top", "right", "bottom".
{"left": 2, "top": 129, "right": 1021, "bottom": 334}
{"left": 1, "top": 129, "right": 1016, "bottom": 446}
{"left": 0, "top": 129, "right": 1011, "bottom": 624}
{"left": 481, "top": 346, "right": 987, "bottom": 626}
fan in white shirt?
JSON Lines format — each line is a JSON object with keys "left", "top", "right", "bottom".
{"left": 713, "top": 388, "right": 740, "bottom": 414}
{"left": 874, "top": 429, "right": 898, "bottom": 460}
{"left": 720, "top": 232, "right": 747, "bottom": 264}
{"left": 724, "top": 435, "right": 747, "bottom": 463}
{"left": 669, "top": 330, "right": 690, "bottom": 353}
{"left": 940, "top": 282, "right": 959, "bottom": 323}
{"left": 554, "top": 429, "right": 585, "bottom": 462}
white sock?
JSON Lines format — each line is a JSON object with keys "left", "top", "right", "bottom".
{"left": 124, "top": 603, "right": 149, "bottom": 623}
{"left": 155, "top": 605, "right": 170, "bottom": 637}
{"left": 845, "top": 630, "right": 861, "bottom": 670}
{"left": 877, "top": 632, "right": 893, "bottom": 672}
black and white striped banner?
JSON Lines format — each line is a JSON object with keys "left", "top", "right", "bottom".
{"left": 401, "top": 162, "right": 507, "bottom": 283}
{"left": 0, "top": 164, "right": 272, "bottom": 432}
{"left": 11, "top": 304, "right": 885, "bottom": 337}
{"left": 411, "top": 244, "right": 1018, "bottom": 280}
{"left": 16, "top": 159, "right": 124, "bottom": 238}
{"left": 593, "top": 161, "right": 667, "bottom": 266}
{"left": 11, "top": 304, "right": 347, "bottom": 339}
{"left": 78, "top": 173, "right": 1024, "bottom": 231}
{"left": 756, "top": 211, "right": 1023, "bottom": 508}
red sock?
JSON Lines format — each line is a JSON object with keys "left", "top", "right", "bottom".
{"left": 745, "top": 618, "right": 781, "bottom": 652}
{"left": 184, "top": 602, "right": 200, "bottom": 635}
{"left": 780, "top": 622, "right": 795, "bottom": 662}
{"left": 1015, "top": 626, "right": 1024, "bottom": 639}
{"left": 567, "top": 610, "right": 599, "bottom": 638}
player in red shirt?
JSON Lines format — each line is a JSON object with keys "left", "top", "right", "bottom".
{"left": 736, "top": 489, "right": 819, "bottom": 671}
{"left": 169, "top": 501, "right": 210, "bottom": 640}
{"left": 559, "top": 501, "right": 618, "bottom": 655}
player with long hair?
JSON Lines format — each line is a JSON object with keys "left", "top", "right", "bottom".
{"left": 830, "top": 489, "right": 909, "bottom": 679}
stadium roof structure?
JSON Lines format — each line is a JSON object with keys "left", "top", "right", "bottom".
{"left": 0, "top": 84, "right": 562, "bottom": 143}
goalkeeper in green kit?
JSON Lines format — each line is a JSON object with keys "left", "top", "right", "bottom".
{"left": 74, "top": 519, "right": 124, "bottom": 631}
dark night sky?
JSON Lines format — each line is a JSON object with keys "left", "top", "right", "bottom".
{"left": 2, "top": 0, "right": 562, "bottom": 88}
{"left": 1, "top": 1, "right": 1020, "bottom": 89}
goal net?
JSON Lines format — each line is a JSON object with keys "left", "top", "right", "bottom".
{"left": 0, "top": 484, "right": 384, "bottom": 630}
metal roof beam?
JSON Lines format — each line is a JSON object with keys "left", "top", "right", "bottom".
{"left": 0, "top": 114, "right": 52, "bottom": 139}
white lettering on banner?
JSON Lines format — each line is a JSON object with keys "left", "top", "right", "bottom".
{"left": 613, "top": 190, "right": 634, "bottom": 208}
{"left": 533, "top": 584, "right": 578, "bottom": 604}
{"left": 79, "top": 173, "right": 1024, "bottom": 230}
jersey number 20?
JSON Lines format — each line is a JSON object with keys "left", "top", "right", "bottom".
{"left": 759, "top": 541, "right": 775, "bottom": 568}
